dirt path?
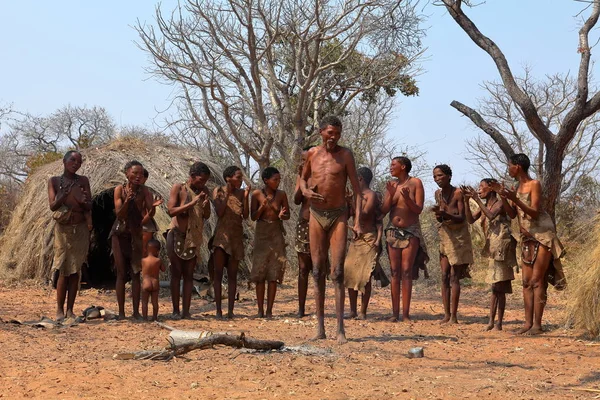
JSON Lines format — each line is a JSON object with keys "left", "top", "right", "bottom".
{"left": 0, "top": 280, "right": 598, "bottom": 399}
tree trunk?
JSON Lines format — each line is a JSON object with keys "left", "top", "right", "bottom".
{"left": 542, "top": 143, "right": 564, "bottom": 220}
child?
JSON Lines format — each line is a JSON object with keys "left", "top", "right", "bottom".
{"left": 463, "top": 179, "right": 516, "bottom": 331}
{"left": 212, "top": 165, "right": 250, "bottom": 319}
{"left": 250, "top": 167, "right": 290, "bottom": 318}
{"left": 141, "top": 239, "right": 166, "bottom": 321}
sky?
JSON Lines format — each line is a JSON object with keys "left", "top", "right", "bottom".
{"left": 0, "top": 1, "right": 594, "bottom": 192}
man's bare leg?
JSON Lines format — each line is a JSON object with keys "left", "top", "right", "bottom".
{"left": 527, "top": 247, "right": 551, "bottom": 336}
{"left": 518, "top": 264, "right": 534, "bottom": 334}
{"left": 212, "top": 248, "right": 226, "bottom": 319}
{"left": 181, "top": 259, "right": 195, "bottom": 319}
{"left": 151, "top": 290, "right": 159, "bottom": 321}
{"left": 56, "top": 275, "right": 67, "bottom": 321}
{"left": 132, "top": 272, "right": 142, "bottom": 320}
{"left": 329, "top": 217, "right": 348, "bottom": 344}
{"left": 348, "top": 289, "right": 359, "bottom": 319}
{"left": 388, "top": 245, "right": 402, "bottom": 322}
{"left": 142, "top": 289, "right": 149, "bottom": 320}
{"left": 266, "top": 281, "right": 277, "bottom": 318}
{"left": 226, "top": 259, "right": 239, "bottom": 319}
{"left": 256, "top": 282, "right": 265, "bottom": 318}
{"left": 309, "top": 217, "right": 329, "bottom": 340}
{"left": 400, "top": 238, "right": 419, "bottom": 322}
{"left": 359, "top": 280, "right": 372, "bottom": 320}
{"left": 112, "top": 236, "right": 127, "bottom": 320}
{"left": 440, "top": 256, "right": 451, "bottom": 324}
{"left": 66, "top": 273, "right": 79, "bottom": 319}
{"left": 297, "top": 253, "right": 311, "bottom": 317}
{"left": 485, "top": 291, "right": 498, "bottom": 331}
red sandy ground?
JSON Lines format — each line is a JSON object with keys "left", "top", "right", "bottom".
{"left": 0, "top": 279, "right": 598, "bottom": 399}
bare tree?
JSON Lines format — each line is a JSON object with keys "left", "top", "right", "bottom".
{"left": 466, "top": 71, "right": 600, "bottom": 198}
{"left": 440, "top": 0, "right": 600, "bottom": 217}
{"left": 0, "top": 105, "right": 116, "bottom": 183}
{"left": 135, "top": 0, "right": 425, "bottom": 178}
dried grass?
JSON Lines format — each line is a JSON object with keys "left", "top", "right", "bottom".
{"left": 564, "top": 215, "right": 600, "bottom": 338}
{"left": 0, "top": 137, "right": 248, "bottom": 282}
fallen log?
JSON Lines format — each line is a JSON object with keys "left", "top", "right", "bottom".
{"left": 113, "top": 332, "right": 284, "bottom": 361}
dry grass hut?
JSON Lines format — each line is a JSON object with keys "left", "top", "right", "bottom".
{"left": 565, "top": 215, "right": 600, "bottom": 338}
{"left": 0, "top": 138, "right": 253, "bottom": 286}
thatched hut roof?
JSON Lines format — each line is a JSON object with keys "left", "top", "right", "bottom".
{"left": 0, "top": 138, "right": 241, "bottom": 284}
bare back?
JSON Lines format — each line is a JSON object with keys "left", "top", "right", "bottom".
{"left": 142, "top": 256, "right": 163, "bottom": 280}
{"left": 389, "top": 177, "right": 424, "bottom": 228}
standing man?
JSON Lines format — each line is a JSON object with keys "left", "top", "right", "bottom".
{"left": 300, "top": 115, "right": 362, "bottom": 344}
{"left": 381, "top": 156, "right": 429, "bottom": 322}
{"left": 166, "top": 162, "right": 211, "bottom": 319}
{"left": 48, "top": 150, "right": 92, "bottom": 322}
{"left": 111, "top": 160, "right": 153, "bottom": 320}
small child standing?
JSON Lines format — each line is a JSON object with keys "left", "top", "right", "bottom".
{"left": 141, "top": 239, "right": 166, "bottom": 321}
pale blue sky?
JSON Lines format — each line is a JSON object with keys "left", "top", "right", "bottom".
{"left": 0, "top": 1, "right": 593, "bottom": 191}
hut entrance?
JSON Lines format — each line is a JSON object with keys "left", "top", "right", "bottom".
{"left": 86, "top": 188, "right": 117, "bottom": 287}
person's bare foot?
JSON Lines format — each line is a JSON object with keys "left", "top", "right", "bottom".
{"left": 449, "top": 316, "right": 458, "bottom": 324}
{"left": 439, "top": 315, "right": 451, "bottom": 324}
{"left": 132, "top": 313, "right": 143, "bottom": 321}
{"left": 401, "top": 315, "right": 412, "bottom": 323}
{"left": 336, "top": 331, "right": 348, "bottom": 345}
{"left": 516, "top": 324, "right": 532, "bottom": 335}
{"left": 143, "top": 316, "right": 149, "bottom": 322}
{"left": 265, "top": 312, "right": 273, "bottom": 319}
{"left": 117, "top": 313, "right": 126, "bottom": 321}
{"left": 66, "top": 310, "right": 76, "bottom": 319}
{"left": 226, "top": 311, "right": 235, "bottom": 320}
{"left": 311, "top": 329, "right": 326, "bottom": 340}
{"left": 524, "top": 325, "right": 544, "bottom": 336}
{"left": 56, "top": 310, "right": 65, "bottom": 322}
{"left": 171, "top": 312, "right": 182, "bottom": 320}
{"left": 495, "top": 323, "right": 503, "bottom": 331}
{"left": 296, "top": 310, "right": 306, "bottom": 318}
{"left": 484, "top": 322, "right": 494, "bottom": 331}
{"left": 347, "top": 311, "right": 358, "bottom": 319}
{"left": 215, "top": 310, "right": 223, "bottom": 320}
{"left": 387, "top": 316, "right": 399, "bottom": 323}
{"left": 257, "top": 311, "right": 264, "bottom": 318}
{"left": 357, "top": 312, "right": 367, "bottom": 320}
{"left": 181, "top": 313, "right": 192, "bottom": 320}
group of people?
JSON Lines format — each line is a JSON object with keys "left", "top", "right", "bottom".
{"left": 47, "top": 115, "right": 566, "bottom": 343}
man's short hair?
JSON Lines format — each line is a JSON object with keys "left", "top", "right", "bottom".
{"left": 261, "top": 166, "right": 280, "bottom": 181}
{"left": 357, "top": 167, "right": 374, "bottom": 186}
{"left": 190, "top": 161, "right": 211, "bottom": 177}
{"left": 319, "top": 115, "right": 343, "bottom": 130}
{"left": 63, "top": 150, "right": 81, "bottom": 162}
{"left": 223, "top": 165, "right": 241, "bottom": 180}
{"left": 393, "top": 156, "right": 412, "bottom": 173}
{"left": 510, "top": 153, "right": 531, "bottom": 173}
{"left": 124, "top": 160, "right": 143, "bottom": 173}
{"left": 147, "top": 239, "right": 161, "bottom": 249}
{"left": 434, "top": 164, "right": 452, "bottom": 177}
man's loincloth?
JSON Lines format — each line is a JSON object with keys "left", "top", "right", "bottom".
{"left": 250, "top": 220, "right": 287, "bottom": 283}
{"left": 52, "top": 222, "right": 90, "bottom": 277}
{"left": 385, "top": 223, "right": 430, "bottom": 280}
{"left": 295, "top": 217, "right": 310, "bottom": 254}
{"left": 310, "top": 206, "right": 346, "bottom": 232}
{"left": 344, "top": 231, "right": 378, "bottom": 293}
{"left": 438, "top": 220, "right": 474, "bottom": 267}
